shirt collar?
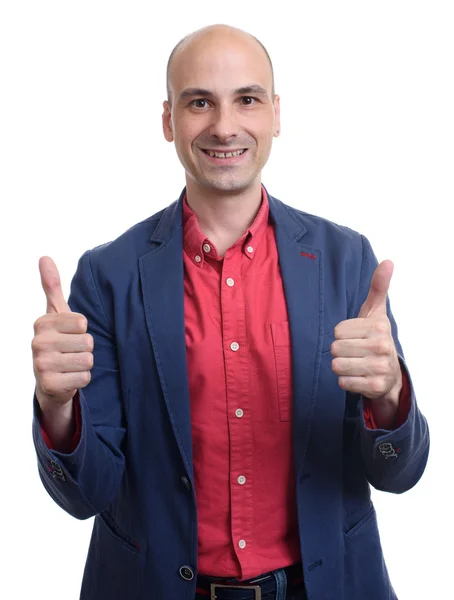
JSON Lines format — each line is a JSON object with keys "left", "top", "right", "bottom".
{"left": 182, "top": 186, "right": 270, "bottom": 267}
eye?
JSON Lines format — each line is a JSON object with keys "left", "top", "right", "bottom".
{"left": 239, "top": 96, "right": 257, "bottom": 105}
{"left": 190, "top": 99, "right": 209, "bottom": 109}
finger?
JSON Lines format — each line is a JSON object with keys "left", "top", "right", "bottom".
{"left": 337, "top": 375, "right": 368, "bottom": 394}
{"left": 332, "top": 357, "right": 374, "bottom": 377}
{"left": 39, "top": 371, "right": 91, "bottom": 396}
{"left": 39, "top": 256, "right": 71, "bottom": 314}
{"left": 334, "top": 318, "right": 370, "bottom": 340}
{"left": 59, "top": 352, "right": 93, "bottom": 373}
{"left": 34, "top": 313, "right": 88, "bottom": 335}
{"left": 337, "top": 374, "right": 391, "bottom": 399}
{"left": 32, "top": 332, "right": 93, "bottom": 355}
{"left": 55, "top": 333, "right": 93, "bottom": 353}
{"left": 331, "top": 336, "right": 394, "bottom": 358}
{"left": 35, "top": 352, "right": 94, "bottom": 374}
{"left": 330, "top": 338, "right": 371, "bottom": 358}
{"left": 358, "top": 260, "right": 394, "bottom": 318}
{"left": 35, "top": 332, "right": 93, "bottom": 353}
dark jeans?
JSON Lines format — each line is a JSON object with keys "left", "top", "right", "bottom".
{"left": 195, "top": 564, "right": 308, "bottom": 600}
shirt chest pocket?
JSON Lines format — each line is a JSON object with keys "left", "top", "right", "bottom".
{"left": 270, "top": 321, "right": 292, "bottom": 422}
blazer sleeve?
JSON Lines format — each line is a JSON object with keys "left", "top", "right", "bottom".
{"left": 32, "top": 249, "right": 126, "bottom": 519}
{"left": 349, "top": 235, "right": 430, "bottom": 494}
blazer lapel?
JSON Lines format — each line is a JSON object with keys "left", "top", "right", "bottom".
{"left": 138, "top": 198, "right": 194, "bottom": 479}
{"left": 269, "top": 195, "right": 324, "bottom": 476}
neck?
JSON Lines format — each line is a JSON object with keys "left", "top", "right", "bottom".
{"left": 185, "top": 178, "right": 263, "bottom": 255}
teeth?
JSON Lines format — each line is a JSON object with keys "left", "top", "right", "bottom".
{"left": 207, "top": 149, "right": 245, "bottom": 158}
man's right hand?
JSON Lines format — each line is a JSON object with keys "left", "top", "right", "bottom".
{"left": 32, "top": 256, "right": 94, "bottom": 417}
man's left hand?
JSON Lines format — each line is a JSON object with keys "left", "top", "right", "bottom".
{"left": 330, "top": 260, "right": 402, "bottom": 406}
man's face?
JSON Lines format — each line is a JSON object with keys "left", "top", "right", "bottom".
{"left": 162, "top": 32, "right": 280, "bottom": 194}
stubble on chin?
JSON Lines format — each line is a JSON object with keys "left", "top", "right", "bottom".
{"left": 188, "top": 150, "right": 260, "bottom": 193}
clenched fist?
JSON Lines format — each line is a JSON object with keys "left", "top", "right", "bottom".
{"left": 32, "top": 257, "right": 94, "bottom": 410}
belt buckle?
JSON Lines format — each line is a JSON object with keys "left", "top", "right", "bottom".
{"left": 210, "top": 583, "right": 262, "bottom": 600}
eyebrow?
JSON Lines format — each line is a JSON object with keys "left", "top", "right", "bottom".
{"left": 178, "top": 84, "right": 270, "bottom": 101}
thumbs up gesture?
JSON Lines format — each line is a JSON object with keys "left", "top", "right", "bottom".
{"left": 32, "top": 257, "right": 94, "bottom": 408}
{"left": 331, "top": 260, "right": 402, "bottom": 404}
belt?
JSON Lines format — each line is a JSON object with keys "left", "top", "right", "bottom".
{"left": 196, "top": 562, "right": 305, "bottom": 599}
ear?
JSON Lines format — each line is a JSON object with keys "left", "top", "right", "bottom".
{"left": 273, "top": 94, "right": 281, "bottom": 137}
{"left": 162, "top": 101, "right": 174, "bottom": 142}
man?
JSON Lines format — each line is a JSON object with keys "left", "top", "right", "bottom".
{"left": 31, "top": 24, "right": 429, "bottom": 600}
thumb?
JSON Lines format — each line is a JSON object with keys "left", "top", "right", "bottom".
{"left": 39, "top": 256, "right": 71, "bottom": 314}
{"left": 358, "top": 260, "right": 394, "bottom": 318}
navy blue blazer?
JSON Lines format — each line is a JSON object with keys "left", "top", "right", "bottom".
{"left": 33, "top": 189, "right": 429, "bottom": 599}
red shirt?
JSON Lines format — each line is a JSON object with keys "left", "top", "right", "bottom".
{"left": 182, "top": 189, "right": 301, "bottom": 579}
{"left": 41, "top": 187, "right": 410, "bottom": 581}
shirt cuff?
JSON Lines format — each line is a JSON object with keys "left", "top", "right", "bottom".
{"left": 40, "top": 391, "right": 82, "bottom": 452}
{"left": 363, "top": 364, "right": 411, "bottom": 430}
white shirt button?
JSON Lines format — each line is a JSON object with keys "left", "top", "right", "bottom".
{"left": 230, "top": 342, "right": 240, "bottom": 352}
{"left": 247, "top": 246, "right": 254, "bottom": 253}
{"left": 195, "top": 255, "right": 202, "bottom": 263}
{"left": 203, "top": 243, "right": 211, "bottom": 253}
{"left": 239, "top": 539, "right": 246, "bottom": 549}
{"left": 226, "top": 278, "right": 235, "bottom": 287}
{"left": 235, "top": 409, "right": 244, "bottom": 418}
{"left": 238, "top": 475, "right": 246, "bottom": 485}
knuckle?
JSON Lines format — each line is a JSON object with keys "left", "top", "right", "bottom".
{"left": 77, "top": 315, "right": 88, "bottom": 331}
{"left": 81, "top": 353, "right": 94, "bottom": 369}
{"left": 39, "top": 375, "right": 54, "bottom": 395}
{"left": 33, "top": 315, "right": 48, "bottom": 333}
{"left": 80, "top": 370, "right": 91, "bottom": 387}
{"left": 375, "top": 339, "right": 390, "bottom": 355}
{"left": 375, "top": 316, "right": 390, "bottom": 334}
{"left": 370, "top": 378, "right": 386, "bottom": 395}
{"left": 376, "top": 358, "right": 390, "bottom": 375}
{"left": 32, "top": 333, "right": 55, "bottom": 353}
{"left": 85, "top": 333, "right": 94, "bottom": 351}
{"left": 31, "top": 336, "right": 41, "bottom": 354}
{"left": 34, "top": 356, "right": 47, "bottom": 373}
{"left": 337, "top": 377, "right": 348, "bottom": 390}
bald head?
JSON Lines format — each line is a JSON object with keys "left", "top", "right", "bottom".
{"left": 166, "top": 25, "right": 275, "bottom": 104}
{"left": 161, "top": 24, "right": 281, "bottom": 196}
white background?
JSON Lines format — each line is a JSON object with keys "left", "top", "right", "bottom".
{"left": 1, "top": 1, "right": 452, "bottom": 598}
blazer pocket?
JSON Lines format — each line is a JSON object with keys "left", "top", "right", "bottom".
{"left": 270, "top": 321, "right": 292, "bottom": 422}
{"left": 344, "top": 505, "right": 375, "bottom": 539}
{"left": 99, "top": 510, "right": 141, "bottom": 555}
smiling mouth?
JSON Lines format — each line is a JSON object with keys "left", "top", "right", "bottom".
{"left": 201, "top": 149, "right": 247, "bottom": 159}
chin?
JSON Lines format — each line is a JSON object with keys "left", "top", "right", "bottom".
{"left": 209, "top": 180, "right": 243, "bottom": 191}
{"left": 202, "top": 174, "right": 258, "bottom": 194}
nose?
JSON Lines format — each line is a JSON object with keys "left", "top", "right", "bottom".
{"left": 208, "top": 103, "right": 240, "bottom": 142}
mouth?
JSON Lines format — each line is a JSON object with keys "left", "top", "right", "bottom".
{"left": 199, "top": 148, "right": 248, "bottom": 164}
